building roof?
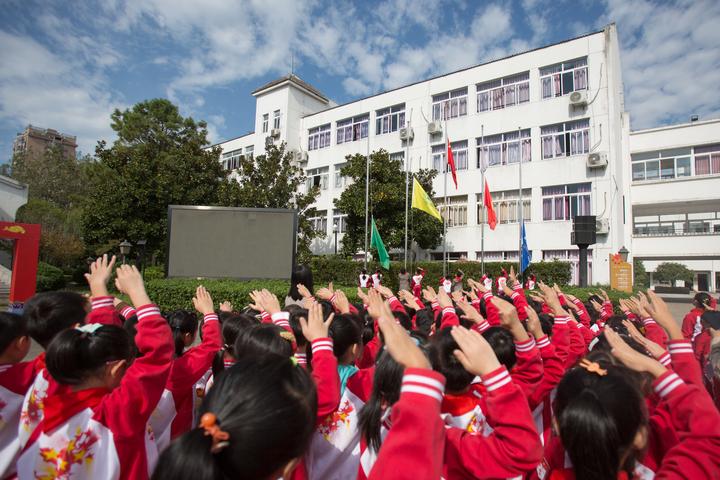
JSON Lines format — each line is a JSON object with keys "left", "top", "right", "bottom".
{"left": 252, "top": 74, "right": 329, "bottom": 103}
{"left": 630, "top": 117, "right": 720, "bottom": 135}
{"left": 0, "top": 174, "right": 28, "bottom": 191}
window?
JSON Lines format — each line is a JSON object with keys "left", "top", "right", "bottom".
{"left": 376, "top": 104, "right": 406, "bottom": 135}
{"left": 333, "top": 163, "right": 348, "bottom": 189}
{"left": 477, "top": 72, "right": 530, "bottom": 112}
{"left": 273, "top": 110, "right": 281, "bottom": 130}
{"left": 306, "top": 167, "right": 329, "bottom": 192}
{"left": 476, "top": 251, "right": 519, "bottom": 262}
{"left": 432, "top": 88, "right": 468, "bottom": 121}
{"left": 432, "top": 140, "right": 468, "bottom": 171}
{"left": 221, "top": 149, "right": 244, "bottom": 171}
{"left": 694, "top": 144, "right": 720, "bottom": 176}
{"left": 542, "top": 183, "right": 591, "bottom": 221}
{"left": 309, "top": 210, "right": 328, "bottom": 234}
{"left": 477, "top": 189, "right": 531, "bottom": 224}
{"left": 436, "top": 195, "right": 468, "bottom": 227}
{"left": 540, "top": 119, "right": 590, "bottom": 159}
{"left": 262, "top": 114, "right": 269, "bottom": 133}
{"left": 540, "top": 57, "right": 588, "bottom": 99}
{"left": 332, "top": 209, "right": 348, "bottom": 233}
{"left": 389, "top": 151, "right": 405, "bottom": 170}
{"left": 337, "top": 114, "right": 369, "bottom": 144}
{"left": 477, "top": 129, "right": 531, "bottom": 168}
{"left": 244, "top": 145, "right": 254, "bottom": 158}
{"left": 633, "top": 211, "right": 720, "bottom": 236}
{"left": 308, "top": 124, "right": 331, "bottom": 150}
{"left": 631, "top": 147, "right": 700, "bottom": 182}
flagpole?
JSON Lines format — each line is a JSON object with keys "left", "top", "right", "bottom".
{"left": 364, "top": 130, "right": 370, "bottom": 270}
{"left": 517, "top": 126, "right": 523, "bottom": 276}
{"left": 480, "top": 124, "right": 485, "bottom": 276}
{"left": 404, "top": 111, "right": 412, "bottom": 270}
{"left": 443, "top": 117, "right": 448, "bottom": 278}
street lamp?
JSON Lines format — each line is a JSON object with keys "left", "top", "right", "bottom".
{"left": 333, "top": 222, "right": 338, "bottom": 255}
{"left": 618, "top": 246, "right": 629, "bottom": 263}
{"left": 136, "top": 239, "right": 147, "bottom": 273}
{"left": 119, "top": 240, "right": 132, "bottom": 264}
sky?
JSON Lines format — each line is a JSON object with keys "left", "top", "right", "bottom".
{"left": 0, "top": 0, "right": 719, "bottom": 161}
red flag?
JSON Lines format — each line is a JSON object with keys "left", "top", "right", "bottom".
{"left": 484, "top": 179, "right": 497, "bottom": 230}
{"left": 446, "top": 137, "right": 458, "bottom": 189}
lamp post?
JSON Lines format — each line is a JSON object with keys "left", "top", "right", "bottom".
{"left": 136, "top": 239, "right": 147, "bottom": 273}
{"left": 619, "top": 246, "right": 629, "bottom": 263}
{"left": 333, "top": 222, "right": 338, "bottom": 255}
{"left": 119, "top": 240, "right": 132, "bottom": 265}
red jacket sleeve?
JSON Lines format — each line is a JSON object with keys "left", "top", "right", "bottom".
{"left": 652, "top": 371, "right": 720, "bottom": 478}
{"left": 439, "top": 306, "right": 460, "bottom": 329}
{"left": 357, "top": 333, "right": 381, "bottom": 369}
{"left": 681, "top": 311, "right": 699, "bottom": 340}
{"left": 667, "top": 340, "right": 704, "bottom": 389}
{"left": 576, "top": 321, "right": 595, "bottom": 347}
{"left": 601, "top": 300, "right": 613, "bottom": 318}
{"left": 571, "top": 299, "right": 592, "bottom": 327}
{"left": 100, "top": 304, "right": 174, "bottom": 436}
{"left": 86, "top": 296, "right": 123, "bottom": 326}
{"left": 482, "top": 292, "right": 501, "bottom": 326}
{"left": 528, "top": 336, "right": 565, "bottom": 410}
{"left": 566, "top": 320, "right": 587, "bottom": 367}
{"left": 642, "top": 317, "right": 669, "bottom": 348}
{"left": 167, "top": 313, "right": 222, "bottom": 393}
{"left": 550, "top": 316, "right": 572, "bottom": 369}
{"left": 511, "top": 337, "right": 543, "bottom": 399}
{"left": 369, "top": 369, "right": 446, "bottom": 480}
{"left": 387, "top": 296, "right": 406, "bottom": 314}
{"left": 511, "top": 287, "right": 529, "bottom": 321}
{"left": 309, "top": 338, "right": 340, "bottom": 423}
{"left": 443, "top": 367, "right": 543, "bottom": 478}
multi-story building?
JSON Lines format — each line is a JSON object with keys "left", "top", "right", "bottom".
{"left": 629, "top": 118, "right": 720, "bottom": 292}
{"left": 212, "top": 23, "right": 718, "bottom": 289}
{"left": 12, "top": 125, "right": 77, "bottom": 160}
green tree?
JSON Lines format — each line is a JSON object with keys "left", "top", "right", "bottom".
{"left": 82, "top": 99, "right": 230, "bottom": 255}
{"left": 334, "top": 149, "right": 443, "bottom": 256}
{"left": 218, "top": 142, "right": 320, "bottom": 262}
{"left": 654, "top": 262, "right": 694, "bottom": 286}
{"left": 633, "top": 258, "right": 648, "bottom": 288}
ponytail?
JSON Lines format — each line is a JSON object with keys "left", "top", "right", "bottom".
{"left": 211, "top": 313, "right": 256, "bottom": 376}
{"left": 166, "top": 310, "right": 199, "bottom": 357}
{"left": 358, "top": 350, "right": 404, "bottom": 451}
{"left": 152, "top": 428, "right": 219, "bottom": 480}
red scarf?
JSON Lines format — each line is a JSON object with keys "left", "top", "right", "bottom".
{"left": 43, "top": 387, "right": 109, "bottom": 433}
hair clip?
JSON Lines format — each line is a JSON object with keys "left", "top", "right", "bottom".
{"left": 199, "top": 413, "right": 230, "bottom": 454}
{"left": 75, "top": 323, "right": 103, "bottom": 335}
{"left": 279, "top": 330, "right": 296, "bottom": 343}
{"left": 290, "top": 356, "right": 299, "bottom": 367}
{"left": 579, "top": 358, "right": 608, "bottom": 376}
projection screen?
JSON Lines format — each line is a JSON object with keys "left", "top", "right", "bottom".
{"left": 166, "top": 205, "right": 297, "bottom": 279}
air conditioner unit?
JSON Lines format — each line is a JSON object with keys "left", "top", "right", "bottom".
{"left": 596, "top": 217, "right": 610, "bottom": 234}
{"left": 265, "top": 136, "right": 274, "bottom": 147}
{"left": 292, "top": 150, "right": 308, "bottom": 164}
{"left": 569, "top": 90, "right": 588, "bottom": 107}
{"left": 427, "top": 122, "right": 442, "bottom": 135}
{"left": 271, "top": 128, "right": 281, "bottom": 138}
{"left": 586, "top": 152, "right": 608, "bottom": 168}
{"left": 399, "top": 127, "right": 414, "bottom": 141}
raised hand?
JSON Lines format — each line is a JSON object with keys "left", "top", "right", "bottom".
{"left": 463, "top": 289, "right": 478, "bottom": 301}
{"left": 398, "top": 289, "right": 422, "bottom": 310}
{"left": 489, "top": 296, "right": 528, "bottom": 341}
{"left": 192, "top": 285, "right": 215, "bottom": 315}
{"left": 356, "top": 287, "right": 370, "bottom": 305}
{"left": 377, "top": 307, "right": 429, "bottom": 369}
{"left": 297, "top": 283, "right": 313, "bottom": 299}
{"left": 299, "top": 302, "right": 334, "bottom": 342}
{"left": 646, "top": 290, "right": 683, "bottom": 340}
{"left": 257, "top": 289, "right": 281, "bottom": 315}
{"left": 508, "top": 265, "right": 517, "bottom": 287}
{"left": 599, "top": 289, "right": 610, "bottom": 302}
{"left": 423, "top": 286, "right": 438, "bottom": 304}
{"left": 333, "top": 290, "right": 351, "bottom": 314}
{"left": 316, "top": 282, "right": 334, "bottom": 301}
{"left": 450, "top": 326, "right": 501, "bottom": 376}
{"left": 374, "top": 284, "right": 394, "bottom": 299}
{"left": 525, "top": 306, "right": 544, "bottom": 340}
{"left": 437, "top": 288, "right": 453, "bottom": 309}
{"left": 219, "top": 301, "right": 233, "bottom": 312}
{"left": 367, "top": 289, "right": 394, "bottom": 322}
{"left": 623, "top": 319, "right": 666, "bottom": 359}
{"left": 590, "top": 299, "right": 603, "bottom": 313}
{"left": 115, "top": 264, "right": 150, "bottom": 308}
{"left": 604, "top": 328, "right": 666, "bottom": 378}
{"left": 538, "top": 281, "right": 563, "bottom": 314}
{"left": 85, "top": 254, "right": 117, "bottom": 298}
{"left": 455, "top": 298, "right": 484, "bottom": 324}
{"left": 451, "top": 290, "right": 464, "bottom": 303}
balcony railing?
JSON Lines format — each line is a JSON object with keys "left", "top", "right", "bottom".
{"left": 633, "top": 227, "right": 720, "bottom": 237}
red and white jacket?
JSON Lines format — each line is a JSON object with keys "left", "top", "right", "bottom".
{"left": 17, "top": 304, "right": 174, "bottom": 480}
{"left": 0, "top": 357, "right": 44, "bottom": 478}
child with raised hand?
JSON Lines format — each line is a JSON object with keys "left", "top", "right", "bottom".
{"left": 152, "top": 354, "right": 318, "bottom": 480}
{"left": 164, "top": 286, "right": 222, "bottom": 440}
{"left": 17, "top": 264, "right": 174, "bottom": 480}
{"left": 84, "top": 254, "right": 123, "bottom": 326}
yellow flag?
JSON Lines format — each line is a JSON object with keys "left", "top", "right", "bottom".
{"left": 412, "top": 177, "right": 442, "bottom": 222}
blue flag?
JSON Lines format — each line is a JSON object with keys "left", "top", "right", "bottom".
{"left": 520, "top": 221, "right": 532, "bottom": 273}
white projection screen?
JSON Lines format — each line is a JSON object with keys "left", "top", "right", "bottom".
{"left": 166, "top": 206, "right": 297, "bottom": 279}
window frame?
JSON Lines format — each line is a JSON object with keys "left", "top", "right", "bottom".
{"left": 540, "top": 57, "right": 588, "bottom": 99}
{"left": 273, "top": 110, "right": 281, "bottom": 130}
{"left": 375, "top": 104, "right": 406, "bottom": 135}
{"left": 540, "top": 119, "right": 590, "bottom": 160}
{"left": 541, "top": 183, "right": 592, "bottom": 221}
{"left": 476, "top": 188, "right": 531, "bottom": 225}
{"left": 336, "top": 114, "right": 369, "bottom": 144}
{"left": 432, "top": 140, "right": 469, "bottom": 172}
{"left": 308, "top": 124, "right": 331, "bottom": 151}
{"left": 435, "top": 195, "right": 468, "bottom": 227}
{"left": 477, "top": 72, "right": 530, "bottom": 113}
{"left": 476, "top": 129, "right": 531, "bottom": 168}
{"left": 262, "top": 114, "right": 269, "bottom": 133}
{"left": 432, "top": 88, "right": 468, "bottom": 121}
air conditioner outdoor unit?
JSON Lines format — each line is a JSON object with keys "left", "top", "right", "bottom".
{"left": 569, "top": 90, "right": 588, "bottom": 107}
{"left": 265, "top": 136, "right": 274, "bottom": 147}
{"left": 292, "top": 150, "right": 308, "bottom": 164}
{"left": 596, "top": 217, "right": 610, "bottom": 234}
{"left": 427, "top": 122, "right": 442, "bottom": 135}
{"left": 271, "top": 128, "right": 281, "bottom": 138}
{"left": 399, "top": 127, "right": 414, "bottom": 141}
{"left": 586, "top": 152, "right": 608, "bottom": 168}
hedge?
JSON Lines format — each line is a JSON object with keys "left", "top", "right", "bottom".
{"left": 37, "top": 262, "right": 66, "bottom": 292}
{"left": 308, "top": 258, "right": 572, "bottom": 292}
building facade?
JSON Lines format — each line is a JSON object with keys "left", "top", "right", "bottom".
{"left": 212, "top": 23, "right": 718, "bottom": 289}
{"left": 12, "top": 125, "right": 77, "bottom": 160}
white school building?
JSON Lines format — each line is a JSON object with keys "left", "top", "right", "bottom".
{"left": 212, "top": 24, "right": 720, "bottom": 291}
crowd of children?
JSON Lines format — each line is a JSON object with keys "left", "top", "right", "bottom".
{"left": 1, "top": 258, "right": 720, "bottom": 479}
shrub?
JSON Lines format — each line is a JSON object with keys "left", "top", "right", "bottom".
{"left": 633, "top": 258, "right": 648, "bottom": 288}
{"left": 36, "top": 262, "right": 66, "bottom": 292}
{"left": 143, "top": 265, "right": 165, "bottom": 281}
{"left": 654, "top": 262, "right": 693, "bottom": 286}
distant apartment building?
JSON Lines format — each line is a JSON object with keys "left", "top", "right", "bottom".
{"left": 212, "top": 23, "right": 720, "bottom": 290}
{"left": 12, "top": 125, "right": 77, "bottom": 160}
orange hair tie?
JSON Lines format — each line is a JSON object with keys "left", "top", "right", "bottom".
{"left": 579, "top": 358, "right": 608, "bottom": 377}
{"left": 199, "top": 413, "right": 230, "bottom": 453}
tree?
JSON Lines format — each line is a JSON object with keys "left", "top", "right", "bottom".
{"left": 218, "top": 142, "right": 320, "bottom": 262}
{"left": 334, "top": 149, "right": 443, "bottom": 256}
{"left": 654, "top": 262, "right": 694, "bottom": 286}
{"left": 633, "top": 258, "right": 648, "bottom": 288}
{"left": 82, "top": 99, "right": 230, "bottom": 255}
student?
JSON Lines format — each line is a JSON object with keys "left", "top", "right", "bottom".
{"left": 526, "top": 273, "right": 537, "bottom": 290}
{"left": 439, "top": 275, "right": 452, "bottom": 294}
{"left": 287, "top": 265, "right": 315, "bottom": 307}
{"left": 497, "top": 268, "right": 508, "bottom": 291}
{"left": 411, "top": 268, "right": 425, "bottom": 298}
{"left": 451, "top": 270, "right": 464, "bottom": 293}
{"left": 371, "top": 270, "right": 383, "bottom": 288}
{"left": 359, "top": 270, "right": 371, "bottom": 288}
{"left": 205, "top": 313, "right": 258, "bottom": 393}
{"left": 397, "top": 268, "right": 411, "bottom": 292}
{"left": 0, "top": 312, "right": 33, "bottom": 478}
{"left": 151, "top": 354, "right": 318, "bottom": 480}
{"left": 682, "top": 292, "right": 714, "bottom": 341}
{"left": 17, "top": 265, "right": 174, "bottom": 480}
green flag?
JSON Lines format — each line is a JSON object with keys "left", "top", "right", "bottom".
{"left": 370, "top": 216, "right": 390, "bottom": 270}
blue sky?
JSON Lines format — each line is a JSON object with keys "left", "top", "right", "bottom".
{"left": 1, "top": 0, "right": 719, "bottom": 161}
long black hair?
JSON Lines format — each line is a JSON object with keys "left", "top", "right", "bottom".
{"left": 0, "top": 312, "right": 26, "bottom": 354}
{"left": 166, "top": 310, "right": 199, "bottom": 357}
{"left": 46, "top": 325, "right": 133, "bottom": 385}
{"left": 328, "top": 313, "right": 363, "bottom": 359}
{"left": 211, "top": 313, "right": 257, "bottom": 376}
{"left": 554, "top": 351, "right": 647, "bottom": 480}
{"left": 24, "top": 291, "right": 88, "bottom": 348}
{"left": 152, "top": 354, "right": 318, "bottom": 480}
{"left": 287, "top": 265, "right": 314, "bottom": 301}
{"left": 234, "top": 323, "right": 293, "bottom": 360}
{"left": 358, "top": 349, "right": 404, "bottom": 451}
{"left": 429, "top": 327, "right": 474, "bottom": 393}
